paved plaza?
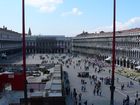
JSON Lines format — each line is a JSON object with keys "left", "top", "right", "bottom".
{"left": 62, "top": 56, "right": 140, "bottom": 105}
{"left": 0, "top": 54, "right": 140, "bottom": 105}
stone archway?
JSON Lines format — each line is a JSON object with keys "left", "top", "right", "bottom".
{"left": 123, "top": 59, "right": 126, "bottom": 67}
{"left": 120, "top": 59, "right": 123, "bottom": 66}
{"left": 130, "top": 62, "right": 134, "bottom": 69}
{"left": 127, "top": 60, "right": 130, "bottom": 68}
{"left": 117, "top": 58, "right": 119, "bottom": 65}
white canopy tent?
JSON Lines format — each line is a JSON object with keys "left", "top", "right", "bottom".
{"left": 105, "top": 57, "right": 111, "bottom": 61}
{"left": 135, "top": 65, "right": 140, "bottom": 69}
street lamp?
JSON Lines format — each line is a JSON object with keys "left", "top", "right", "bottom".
{"left": 22, "top": 0, "right": 27, "bottom": 105}
{"left": 110, "top": 0, "right": 116, "bottom": 105}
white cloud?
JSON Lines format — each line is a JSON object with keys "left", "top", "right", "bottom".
{"left": 125, "top": 17, "right": 140, "bottom": 27}
{"left": 93, "top": 17, "right": 140, "bottom": 32}
{"left": 61, "top": 8, "right": 83, "bottom": 16}
{"left": 25, "top": 0, "right": 63, "bottom": 13}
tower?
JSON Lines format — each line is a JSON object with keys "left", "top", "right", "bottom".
{"left": 28, "top": 27, "right": 32, "bottom": 36}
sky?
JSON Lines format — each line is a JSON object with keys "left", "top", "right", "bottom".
{"left": 0, "top": 0, "right": 140, "bottom": 37}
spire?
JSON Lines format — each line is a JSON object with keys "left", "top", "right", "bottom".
{"left": 28, "top": 27, "right": 32, "bottom": 36}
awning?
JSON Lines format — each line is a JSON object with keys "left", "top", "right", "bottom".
{"left": 39, "top": 65, "right": 45, "bottom": 69}
{"left": 45, "top": 80, "right": 52, "bottom": 90}
{"left": 3, "top": 71, "right": 14, "bottom": 74}
{"left": 135, "top": 65, "right": 140, "bottom": 69}
{"left": 48, "top": 68, "right": 54, "bottom": 73}
{"left": 105, "top": 57, "right": 111, "bottom": 61}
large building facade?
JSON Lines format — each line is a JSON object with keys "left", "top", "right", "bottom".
{"left": 0, "top": 26, "right": 22, "bottom": 56}
{"left": 72, "top": 28, "right": 140, "bottom": 69}
{"left": 0, "top": 26, "right": 72, "bottom": 56}
{"left": 0, "top": 26, "right": 72, "bottom": 57}
{"left": 26, "top": 35, "right": 72, "bottom": 54}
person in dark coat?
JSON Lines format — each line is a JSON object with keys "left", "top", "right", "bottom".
{"left": 93, "top": 88, "right": 96, "bottom": 95}
{"left": 84, "top": 100, "right": 87, "bottom": 105}
{"left": 136, "top": 91, "right": 138, "bottom": 99}
{"left": 79, "top": 93, "right": 82, "bottom": 101}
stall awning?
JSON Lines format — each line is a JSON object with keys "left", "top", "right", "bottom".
{"left": 135, "top": 65, "right": 140, "bottom": 69}
{"left": 105, "top": 57, "right": 111, "bottom": 61}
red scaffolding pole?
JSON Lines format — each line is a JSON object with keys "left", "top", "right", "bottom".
{"left": 22, "top": 0, "right": 27, "bottom": 104}
{"left": 110, "top": 0, "right": 116, "bottom": 105}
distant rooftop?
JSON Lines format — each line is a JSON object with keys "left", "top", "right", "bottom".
{"left": 26, "top": 35, "right": 72, "bottom": 41}
{"left": 0, "top": 26, "right": 21, "bottom": 35}
{"left": 76, "top": 28, "right": 140, "bottom": 37}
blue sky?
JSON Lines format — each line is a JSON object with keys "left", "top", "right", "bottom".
{"left": 0, "top": 0, "right": 140, "bottom": 36}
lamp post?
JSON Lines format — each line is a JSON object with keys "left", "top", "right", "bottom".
{"left": 110, "top": 0, "right": 116, "bottom": 105}
{"left": 22, "top": 0, "right": 27, "bottom": 104}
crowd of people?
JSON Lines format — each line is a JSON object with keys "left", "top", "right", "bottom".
{"left": 63, "top": 55, "right": 107, "bottom": 105}
{"left": 62, "top": 54, "right": 139, "bottom": 105}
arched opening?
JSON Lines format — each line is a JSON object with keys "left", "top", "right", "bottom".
{"left": 120, "top": 59, "right": 123, "bottom": 66}
{"left": 123, "top": 59, "right": 126, "bottom": 67}
{"left": 131, "top": 62, "right": 134, "bottom": 69}
{"left": 127, "top": 60, "right": 130, "bottom": 68}
{"left": 117, "top": 58, "right": 119, "bottom": 65}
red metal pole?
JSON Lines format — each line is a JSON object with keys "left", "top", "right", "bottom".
{"left": 22, "top": 0, "right": 27, "bottom": 104}
{"left": 110, "top": 0, "right": 116, "bottom": 105}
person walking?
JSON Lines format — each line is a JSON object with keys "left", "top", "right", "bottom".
{"left": 117, "top": 77, "right": 119, "bottom": 83}
{"left": 121, "top": 84, "right": 124, "bottom": 90}
{"left": 97, "top": 88, "right": 99, "bottom": 95}
{"left": 134, "top": 99, "right": 137, "bottom": 105}
{"left": 99, "top": 89, "right": 102, "bottom": 96}
{"left": 81, "top": 85, "right": 83, "bottom": 91}
{"left": 79, "top": 102, "right": 81, "bottom": 105}
{"left": 136, "top": 91, "right": 138, "bottom": 99}
{"left": 79, "top": 93, "right": 82, "bottom": 101}
{"left": 138, "top": 79, "right": 140, "bottom": 85}
{"left": 93, "top": 88, "right": 96, "bottom": 96}
{"left": 90, "top": 80, "right": 92, "bottom": 85}
{"left": 127, "top": 82, "right": 130, "bottom": 88}
{"left": 84, "top": 100, "right": 87, "bottom": 105}
{"left": 75, "top": 99, "right": 77, "bottom": 105}
{"left": 126, "top": 95, "right": 130, "bottom": 105}
{"left": 73, "top": 88, "right": 77, "bottom": 99}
